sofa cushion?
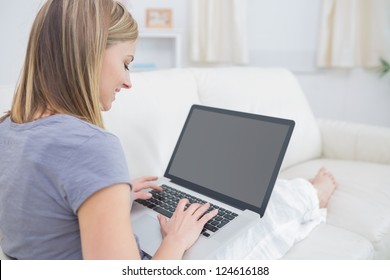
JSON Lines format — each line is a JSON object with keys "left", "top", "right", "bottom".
{"left": 319, "top": 119, "right": 390, "bottom": 165}
{"left": 103, "top": 69, "right": 201, "bottom": 178}
{"left": 0, "top": 246, "right": 11, "bottom": 260}
{"left": 280, "top": 158, "right": 390, "bottom": 259}
{"left": 282, "top": 224, "right": 374, "bottom": 259}
{"left": 190, "top": 67, "right": 322, "bottom": 170}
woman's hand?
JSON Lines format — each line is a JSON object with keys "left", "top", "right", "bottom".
{"left": 131, "top": 176, "right": 162, "bottom": 200}
{"left": 157, "top": 198, "right": 218, "bottom": 252}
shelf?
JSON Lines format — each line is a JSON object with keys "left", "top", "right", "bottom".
{"left": 133, "top": 30, "right": 182, "bottom": 71}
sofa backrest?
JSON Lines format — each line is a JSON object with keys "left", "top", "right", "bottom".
{"left": 103, "top": 67, "right": 322, "bottom": 178}
{"left": 190, "top": 67, "right": 322, "bottom": 170}
{"left": 103, "top": 69, "right": 201, "bottom": 178}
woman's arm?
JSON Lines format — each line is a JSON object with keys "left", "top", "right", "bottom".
{"left": 78, "top": 183, "right": 141, "bottom": 259}
{"left": 78, "top": 183, "right": 218, "bottom": 260}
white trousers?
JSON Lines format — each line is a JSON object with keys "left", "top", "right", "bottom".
{"left": 214, "top": 178, "right": 326, "bottom": 259}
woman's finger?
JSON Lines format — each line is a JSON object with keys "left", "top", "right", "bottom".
{"left": 141, "top": 183, "right": 163, "bottom": 192}
{"left": 198, "top": 209, "right": 218, "bottom": 225}
{"left": 184, "top": 203, "right": 202, "bottom": 215}
{"left": 190, "top": 203, "right": 211, "bottom": 220}
{"left": 133, "top": 191, "right": 152, "bottom": 200}
{"left": 174, "top": 198, "right": 189, "bottom": 213}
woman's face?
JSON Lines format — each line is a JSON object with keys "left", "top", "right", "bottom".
{"left": 99, "top": 40, "right": 136, "bottom": 111}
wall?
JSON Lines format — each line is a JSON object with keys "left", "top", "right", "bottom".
{"left": 244, "top": 0, "right": 390, "bottom": 127}
{"left": 1, "top": 0, "right": 389, "bottom": 127}
{"left": 247, "top": 0, "right": 321, "bottom": 72}
{"left": 0, "top": 0, "right": 43, "bottom": 86}
{"left": 297, "top": 69, "right": 390, "bottom": 126}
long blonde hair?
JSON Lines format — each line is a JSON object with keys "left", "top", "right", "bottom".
{"left": 1, "top": 0, "right": 138, "bottom": 128}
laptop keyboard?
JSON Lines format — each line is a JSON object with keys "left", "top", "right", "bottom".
{"left": 135, "top": 184, "right": 238, "bottom": 237}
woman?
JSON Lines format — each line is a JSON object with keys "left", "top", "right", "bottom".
{"left": 0, "top": 0, "right": 217, "bottom": 260}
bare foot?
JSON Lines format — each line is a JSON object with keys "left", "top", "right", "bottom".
{"left": 309, "top": 168, "right": 337, "bottom": 208}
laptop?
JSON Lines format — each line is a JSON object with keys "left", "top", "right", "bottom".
{"left": 131, "top": 105, "right": 295, "bottom": 259}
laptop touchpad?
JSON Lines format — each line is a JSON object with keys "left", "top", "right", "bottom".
{"left": 133, "top": 214, "right": 162, "bottom": 256}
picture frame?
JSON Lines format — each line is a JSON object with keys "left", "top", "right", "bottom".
{"left": 145, "top": 8, "right": 173, "bottom": 28}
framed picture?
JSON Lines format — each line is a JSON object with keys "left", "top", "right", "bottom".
{"left": 146, "top": 8, "right": 173, "bottom": 28}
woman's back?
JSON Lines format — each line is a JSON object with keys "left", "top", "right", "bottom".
{"left": 0, "top": 114, "right": 131, "bottom": 259}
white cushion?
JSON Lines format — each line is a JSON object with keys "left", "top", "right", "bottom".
{"left": 319, "top": 119, "right": 390, "bottom": 165}
{"left": 103, "top": 69, "right": 201, "bottom": 178}
{"left": 0, "top": 240, "right": 9, "bottom": 259}
{"left": 103, "top": 67, "right": 323, "bottom": 176}
{"left": 282, "top": 224, "right": 374, "bottom": 259}
{"left": 0, "top": 230, "right": 11, "bottom": 260}
{"left": 0, "top": 247, "right": 11, "bottom": 260}
{"left": 190, "top": 67, "right": 322, "bottom": 170}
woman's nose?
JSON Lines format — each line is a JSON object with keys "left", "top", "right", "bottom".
{"left": 122, "top": 76, "right": 132, "bottom": 89}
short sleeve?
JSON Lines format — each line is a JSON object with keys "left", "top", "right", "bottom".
{"left": 59, "top": 132, "right": 132, "bottom": 214}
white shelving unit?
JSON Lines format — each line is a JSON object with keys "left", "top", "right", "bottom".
{"left": 133, "top": 30, "right": 182, "bottom": 71}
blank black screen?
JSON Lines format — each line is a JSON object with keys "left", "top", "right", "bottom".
{"left": 166, "top": 107, "right": 292, "bottom": 208}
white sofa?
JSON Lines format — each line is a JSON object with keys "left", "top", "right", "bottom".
{"left": 1, "top": 67, "right": 390, "bottom": 259}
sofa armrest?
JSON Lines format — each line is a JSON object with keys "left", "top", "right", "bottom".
{"left": 318, "top": 119, "right": 390, "bottom": 165}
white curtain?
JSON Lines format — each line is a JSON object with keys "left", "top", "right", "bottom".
{"left": 190, "top": 0, "right": 249, "bottom": 64}
{"left": 318, "top": 0, "right": 390, "bottom": 68}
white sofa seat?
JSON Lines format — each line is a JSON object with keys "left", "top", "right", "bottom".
{"left": 282, "top": 224, "right": 374, "bottom": 259}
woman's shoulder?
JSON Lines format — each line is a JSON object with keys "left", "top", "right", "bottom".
{"left": 22, "top": 114, "right": 121, "bottom": 156}
{"left": 2, "top": 114, "right": 122, "bottom": 161}
{"left": 52, "top": 114, "right": 121, "bottom": 149}
{"left": 3, "top": 114, "right": 113, "bottom": 138}
{"left": 50, "top": 114, "right": 108, "bottom": 132}
{"left": 42, "top": 114, "right": 117, "bottom": 140}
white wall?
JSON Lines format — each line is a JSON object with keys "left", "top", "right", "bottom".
{"left": 244, "top": 0, "right": 390, "bottom": 127}
{"left": 247, "top": 0, "right": 321, "bottom": 72}
{"left": 1, "top": 0, "right": 389, "bottom": 127}
{"left": 297, "top": 69, "right": 390, "bottom": 127}
{"left": 0, "top": 0, "right": 43, "bottom": 86}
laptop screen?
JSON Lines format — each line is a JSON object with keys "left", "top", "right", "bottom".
{"left": 165, "top": 105, "right": 294, "bottom": 216}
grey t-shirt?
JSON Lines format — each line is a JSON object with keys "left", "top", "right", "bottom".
{"left": 0, "top": 115, "right": 133, "bottom": 259}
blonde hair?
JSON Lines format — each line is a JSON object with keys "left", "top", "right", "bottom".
{"left": 1, "top": 0, "right": 138, "bottom": 128}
